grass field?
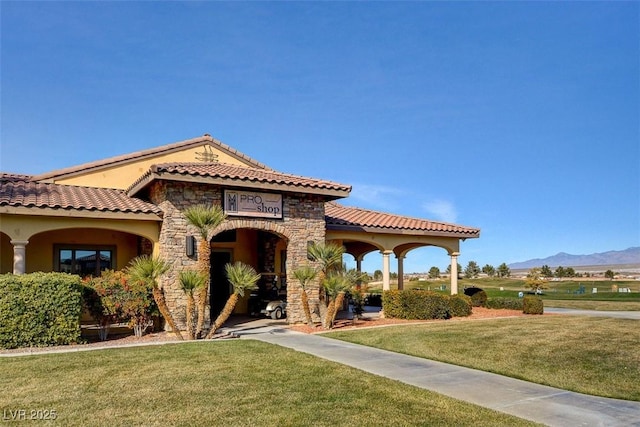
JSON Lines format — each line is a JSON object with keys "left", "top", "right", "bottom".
{"left": 327, "top": 316, "right": 640, "bottom": 401}
{"left": 0, "top": 341, "right": 538, "bottom": 426}
{"left": 376, "top": 277, "right": 640, "bottom": 310}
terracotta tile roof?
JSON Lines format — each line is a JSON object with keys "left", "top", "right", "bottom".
{"left": 31, "top": 134, "right": 270, "bottom": 182}
{"left": 127, "top": 162, "right": 351, "bottom": 199}
{"left": 0, "top": 173, "right": 33, "bottom": 182}
{"left": 0, "top": 175, "right": 162, "bottom": 216}
{"left": 325, "top": 202, "right": 480, "bottom": 237}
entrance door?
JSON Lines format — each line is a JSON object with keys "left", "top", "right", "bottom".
{"left": 210, "top": 250, "right": 232, "bottom": 321}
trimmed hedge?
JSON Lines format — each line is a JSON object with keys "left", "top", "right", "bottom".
{"left": 0, "top": 273, "right": 83, "bottom": 349}
{"left": 383, "top": 290, "right": 451, "bottom": 320}
{"left": 486, "top": 297, "right": 524, "bottom": 310}
{"left": 448, "top": 294, "right": 472, "bottom": 317}
{"left": 523, "top": 295, "right": 544, "bottom": 315}
{"left": 464, "top": 287, "right": 487, "bottom": 307}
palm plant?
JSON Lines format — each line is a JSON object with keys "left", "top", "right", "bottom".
{"left": 321, "top": 274, "right": 351, "bottom": 329}
{"left": 307, "top": 242, "right": 344, "bottom": 279}
{"left": 179, "top": 270, "right": 207, "bottom": 340}
{"left": 184, "top": 204, "right": 227, "bottom": 338}
{"left": 205, "top": 262, "right": 260, "bottom": 339}
{"left": 307, "top": 242, "right": 345, "bottom": 325}
{"left": 127, "top": 255, "right": 183, "bottom": 340}
{"left": 330, "top": 267, "right": 367, "bottom": 326}
{"left": 292, "top": 265, "right": 317, "bottom": 326}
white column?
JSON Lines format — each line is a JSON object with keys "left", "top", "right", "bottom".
{"left": 11, "top": 240, "right": 29, "bottom": 275}
{"left": 397, "top": 255, "right": 405, "bottom": 290}
{"left": 450, "top": 252, "right": 459, "bottom": 295}
{"left": 382, "top": 250, "right": 392, "bottom": 291}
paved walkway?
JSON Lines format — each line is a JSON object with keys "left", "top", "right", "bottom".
{"left": 222, "top": 312, "right": 640, "bottom": 427}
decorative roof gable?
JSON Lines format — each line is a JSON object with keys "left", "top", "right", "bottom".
{"left": 30, "top": 134, "right": 270, "bottom": 189}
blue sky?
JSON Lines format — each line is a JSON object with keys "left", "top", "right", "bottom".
{"left": 1, "top": 2, "right": 638, "bottom": 273}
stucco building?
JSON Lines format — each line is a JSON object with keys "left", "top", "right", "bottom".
{"left": 0, "top": 134, "right": 480, "bottom": 326}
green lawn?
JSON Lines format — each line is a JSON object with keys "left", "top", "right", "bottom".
{"left": 327, "top": 316, "right": 640, "bottom": 401}
{"left": 0, "top": 341, "right": 538, "bottom": 426}
{"left": 399, "top": 277, "right": 640, "bottom": 310}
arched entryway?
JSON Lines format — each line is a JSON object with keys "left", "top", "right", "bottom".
{"left": 208, "top": 226, "right": 289, "bottom": 320}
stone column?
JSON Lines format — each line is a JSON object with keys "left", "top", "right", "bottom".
{"left": 11, "top": 240, "right": 29, "bottom": 275}
{"left": 355, "top": 255, "right": 363, "bottom": 273}
{"left": 382, "top": 250, "right": 392, "bottom": 291}
{"left": 397, "top": 255, "right": 405, "bottom": 290}
{"left": 450, "top": 252, "right": 460, "bottom": 295}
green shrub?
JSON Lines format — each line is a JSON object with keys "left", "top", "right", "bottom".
{"left": 448, "top": 294, "right": 472, "bottom": 317}
{"left": 523, "top": 295, "right": 544, "bottom": 315}
{"left": 84, "top": 270, "right": 156, "bottom": 338}
{"left": 486, "top": 298, "right": 524, "bottom": 310}
{"left": 470, "top": 290, "right": 487, "bottom": 307}
{"left": 383, "top": 290, "right": 451, "bottom": 320}
{"left": 0, "top": 273, "right": 83, "bottom": 349}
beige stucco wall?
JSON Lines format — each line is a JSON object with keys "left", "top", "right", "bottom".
{"left": 0, "top": 232, "right": 13, "bottom": 273}
{"left": 54, "top": 145, "right": 256, "bottom": 190}
{"left": 0, "top": 213, "right": 160, "bottom": 274}
{"left": 0, "top": 228, "right": 146, "bottom": 274}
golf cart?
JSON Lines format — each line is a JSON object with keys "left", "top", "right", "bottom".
{"left": 248, "top": 274, "right": 287, "bottom": 320}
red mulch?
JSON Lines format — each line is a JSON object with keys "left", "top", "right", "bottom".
{"left": 289, "top": 307, "right": 536, "bottom": 334}
{"left": 1, "top": 308, "right": 547, "bottom": 354}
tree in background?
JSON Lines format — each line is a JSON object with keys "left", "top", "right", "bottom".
{"left": 183, "top": 204, "right": 227, "bottom": 338}
{"left": 540, "top": 265, "right": 553, "bottom": 278}
{"left": 525, "top": 267, "right": 547, "bottom": 294}
{"left": 554, "top": 266, "right": 566, "bottom": 278}
{"left": 482, "top": 264, "right": 495, "bottom": 277}
{"left": 604, "top": 270, "right": 615, "bottom": 280}
{"left": 565, "top": 267, "right": 576, "bottom": 278}
{"left": 428, "top": 266, "right": 441, "bottom": 279}
{"left": 496, "top": 263, "right": 511, "bottom": 278}
{"left": 464, "top": 261, "right": 480, "bottom": 279}
{"left": 373, "top": 270, "right": 383, "bottom": 281}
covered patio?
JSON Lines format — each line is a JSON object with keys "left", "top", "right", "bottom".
{"left": 325, "top": 202, "right": 480, "bottom": 294}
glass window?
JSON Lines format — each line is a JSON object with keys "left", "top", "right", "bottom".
{"left": 55, "top": 246, "right": 114, "bottom": 277}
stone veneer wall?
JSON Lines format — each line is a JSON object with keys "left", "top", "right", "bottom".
{"left": 149, "top": 180, "right": 327, "bottom": 328}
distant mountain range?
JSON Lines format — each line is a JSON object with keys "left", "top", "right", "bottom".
{"left": 508, "top": 247, "right": 640, "bottom": 269}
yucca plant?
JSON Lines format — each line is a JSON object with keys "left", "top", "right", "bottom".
{"left": 184, "top": 204, "right": 227, "bottom": 337}
{"left": 322, "top": 274, "right": 351, "bottom": 329}
{"left": 292, "top": 265, "right": 317, "bottom": 326}
{"left": 205, "top": 262, "right": 260, "bottom": 339}
{"left": 179, "top": 270, "right": 207, "bottom": 340}
{"left": 307, "top": 242, "right": 345, "bottom": 326}
{"left": 126, "top": 255, "right": 183, "bottom": 340}
{"left": 307, "top": 242, "right": 344, "bottom": 280}
{"left": 330, "top": 267, "right": 368, "bottom": 326}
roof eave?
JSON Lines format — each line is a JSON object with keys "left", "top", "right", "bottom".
{"left": 129, "top": 171, "right": 351, "bottom": 200}
{"left": 326, "top": 223, "right": 480, "bottom": 238}
{"left": 0, "top": 205, "right": 163, "bottom": 221}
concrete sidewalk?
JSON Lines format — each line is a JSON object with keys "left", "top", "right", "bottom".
{"left": 223, "top": 320, "right": 640, "bottom": 427}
